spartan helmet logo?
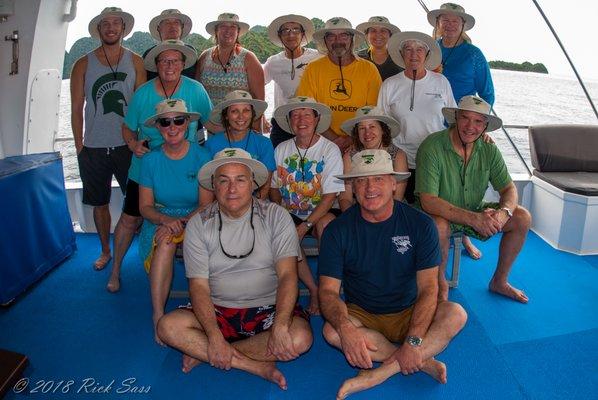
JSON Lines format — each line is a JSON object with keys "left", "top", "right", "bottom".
{"left": 91, "top": 72, "right": 128, "bottom": 117}
{"left": 224, "top": 149, "right": 237, "bottom": 157}
{"left": 298, "top": 97, "right": 307, "bottom": 102}
{"left": 447, "top": 3, "right": 459, "bottom": 10}
{"left": 330, "top": 18, "right": 341, "bottom": 25}
{"left": 166, "top": 99, "right": 178, "bottom": 107}
{"left": 361, "top": 107, "right": 373, "bottom": 115}
{"left": 362, "top": 154, "right": 375, "bottom": 164}
{"left": 472, "top": 97, "right": 483, "bottom": 105}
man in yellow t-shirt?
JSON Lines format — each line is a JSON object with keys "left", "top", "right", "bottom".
{"left": 296, "top": 17, "right": 382, "bottom": 152}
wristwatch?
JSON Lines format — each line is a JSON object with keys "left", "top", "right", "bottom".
{"left": 406, "top": 336, "right": 423, "bottom": 347}
{"left": 500, "top": 207, "right": 513, "bottom": 219}
{"left": 304, "top": 220, "right": 314, "bottom": 229}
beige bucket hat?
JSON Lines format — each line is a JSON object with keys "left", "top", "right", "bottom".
{"left": 442, "top": 95, "right": 502, "bottom": 132}
{"left": 209, "top": 90, "right": 268, "bottom": 125}
{"left": 198, "top": 148, "right": 269, "bottom": 190}
{"left": 356, "top": 16, "right": 400, "bottom": 35}
{"left": 88, "top": 7, "right": 134, "bottom": 39}
{"left": 205, "top": 13, "right": 250, "bottom": 37}
{"left": 149, "top": 9, "right": 193, "bottom": 41}
{"left": 312, "top": 17, "right": 366, "bottom": 54}
{"left": 388, "top": 31, "right": 442, "bottom": 70}
{"left": 427, "top": 3, "right": 475, "bottom": 31}
{"left": 143, "top": 39, "right": 197, "bottom": 72}
{"left": 341, "top": 106, "right": 400, "bottom": 138}
{"left": 143, "top": 99, "right": 200, "bottom": 127}
{"left": 267, "top": 14, "right": 315, "bottom": 47}
{"left": 273, "top": 96, "right": 332, "bottom": 135}
{"left": 336, "top": 149, "right": 411, "bottom": 181}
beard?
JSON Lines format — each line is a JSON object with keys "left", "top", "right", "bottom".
{"left": 100, "top": 32, "right": 122, "bottom": 46}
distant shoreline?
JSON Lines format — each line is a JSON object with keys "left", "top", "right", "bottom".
{"left": 489, "top": 60, "right": 548, "bottom": 74}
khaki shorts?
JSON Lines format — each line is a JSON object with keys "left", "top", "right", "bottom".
{"left": 347, "top": 303, "right": 414, "bottom": 343}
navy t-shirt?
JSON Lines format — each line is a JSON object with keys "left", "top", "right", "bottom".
{"left": 319, "top": 201, "right": 441, "bottom": 314}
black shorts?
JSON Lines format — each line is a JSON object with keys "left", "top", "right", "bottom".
{"left": 78, "top": 145, "right": 131, "bottom": 206}
{"left": 269, "top": 118, "right": 295, "bottom": 149}
{"left": 122, "top": 180, "right": 141, "bottom": 217}
{"left": 290, "top": 208, "right": 341, "bottom": 236}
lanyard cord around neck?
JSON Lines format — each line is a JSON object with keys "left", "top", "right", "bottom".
{"left": 158, "top": 75, "right": 181, "bottom": 99}
{"left": 216, "top": 46, "right": 234, "bottom": 73}
{"left": 293, "top": 132, "right": 315, "bottom": 182}
{"left": 226, "top": 129, "right": 251, "bottom": 151}
{"left": 101, "top": 45, "right": 123, "bottom": 80}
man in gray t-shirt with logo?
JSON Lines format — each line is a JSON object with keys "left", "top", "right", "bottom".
{"left": 158, "top": 148, "right": 312, "bottom": 390}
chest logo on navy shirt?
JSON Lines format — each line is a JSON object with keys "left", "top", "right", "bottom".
{"left": 392, "top": 236, "right": 412, "bottom": 254}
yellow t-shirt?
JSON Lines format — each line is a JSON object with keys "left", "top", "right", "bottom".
{"left": 296, "top": 56, "right": 382, "bottom": 136}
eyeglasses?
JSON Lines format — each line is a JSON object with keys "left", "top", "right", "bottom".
{"left": 218, "top": 200, "right": 255, "bottom": 259}
{"left": 324, "top": 32, "right": 353, "bottom": 41}
{"left": 157, "top": 116, "right": 188, "bottom": 127}
{"left": 279, "top": 27, "right": 304, "bottom": 36}
{"left": 157, "top": 58, "right": 183, "bottom": 66}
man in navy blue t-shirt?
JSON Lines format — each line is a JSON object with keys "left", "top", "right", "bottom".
{"left": 318, "top": 149, "right": 467, "bottom": 399}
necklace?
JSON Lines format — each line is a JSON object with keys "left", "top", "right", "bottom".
{"left": 293, "top": 133, "right": 315, "bottom": 182}
{"left": 216, "top": 46, "right": 234, "bottom": 73}
{"left": 226, "top": 129, "right": 251, "bottom": 151}
{"left": 101, "top": 45, "right": 123, "bottom": 80}
{"left": 158, "top": 75, "right": 181, "bottom": 99}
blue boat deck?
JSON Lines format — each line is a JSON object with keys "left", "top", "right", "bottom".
{"left": 1, "top": 231, "right": 597, "bottom": 399}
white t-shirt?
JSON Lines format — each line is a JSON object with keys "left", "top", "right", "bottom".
{"left": 264, "top": 48, "right": 321, "bottom": 108}
{"left": 272, "top": 136, "right": 344, "bottom": 220}
{"left": 183, "top": 199, "right": 299, "bottom": 308}
{"left": 377, "top": 70, "right": 456, "bottom": 168}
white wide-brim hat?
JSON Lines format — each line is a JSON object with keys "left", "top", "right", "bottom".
{"left": 336, "top": 149, "right": 410, "bottom": 181}
{"left": 267, "top": 15, "right": 314, "bottom": 47}
{"left": 143, "top": 40, "right": 197, "bottom": 72}
{"left": 198, "top": 148, "right": 269, "bottom": 190}
{"left": 143, "top": 99, "right": 200, "bottom": 127}
{"left": 205, "top": 13, "right": 250, "bottom": 37}
{"left": 341, "top": 106, "right": 400, "bottom": 138}
{"left": 88, "top": 7, "right": 134, "bottom": 39}
{"left": 273, "top": 96, "right": 331, "bottom": 135}
{"left": 388, "top": 31, "right": 442, "bottom": 70}
{"left": 312, "top": 17, "right": 366, "bottom": 55}
{"left": 356, "top": 16, "right": 400, "bottom": 35}
{"left": 149, "top": 9, "right": 193, "bottom": 41}
{"left": 442, "top": 95, "right": 502, "bottom": 132}
{"left": 209, "top": 90, "right": 268, "bottom": 125}
{"left": 427, "top": 2, "right": 475, "bottom": 31}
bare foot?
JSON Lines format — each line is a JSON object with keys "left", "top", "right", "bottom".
{"left": 489, "top": 280, "right": 529, "bottom": 303}
{"left": 182, "top": 354, "right": 202, "bottom": 373}
{"left": 153, "top": 313, "right": 165, "bottom": 346}
{"left": 421, "top": 358, "right": 447, "bottom": 383}
{"left": 106, "top": 274, "right": 120, "bottom": 293}
{"left": 307, "top": 291, "right": 320, "bottom": 315}
{"left": 337, "top": 362, "right": 401, "bottom": 400}
{"left": 463, "top": 236, "right": 482, "bottom": 260}
{"left": 93, "top": 253, "right": 112, "bottom": 271}
{"left": 261, "top": 362, "right": 287, "bottom": 390}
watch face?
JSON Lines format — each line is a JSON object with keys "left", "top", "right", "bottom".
{"left": 407, "top": 336, "right": 422, "bottom": 346}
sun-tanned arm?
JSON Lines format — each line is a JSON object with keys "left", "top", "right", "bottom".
{"left": 70, "top": 56, "right": 87, "bottom": 155}
{"left": 188, "top": 277, "right": 233, "bottom": 370}
{"left": 267, "top": 256, "right": 300, "bottom": 360}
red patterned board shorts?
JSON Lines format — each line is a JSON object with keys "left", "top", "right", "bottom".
{"left": 182, "top": 303, "right": 309, "bottom": 342}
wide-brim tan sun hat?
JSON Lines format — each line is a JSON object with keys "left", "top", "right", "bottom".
{"left": 209, "top": 90, "right": 268, "bottom": 125}
{"left": 143, "top": 39, "right": 197, "bottom": 72}
{"left": 341, "top": 106, "right": 400, "bottom": 138}
{"left": 273, "top": 96, "right": 332, "bottom": 135}
{"left": 267, "top": 15, "right": 314, "bottom": 47}
{"left": 149, "top": 9, "right": 193, "bottom": 41}
{"left": 198, "top": 148, "right": 269, "bottom": 190}
{"left": 143, "top": 99, "right": 200, "bottom": 127}
{"left": 388, "top": 31, "right": 442, "bottom": 70}
{"left": 336, "top": 149, "right": 411, "bottom": 181}
{"left": 88, "top": 7, "right": 134, "bottom": 39}
{"left": 356, "top": 16, "right": 400, "bottom": 35}
{"left": 427, "top": 3, "right": 475, "bottom": 31}
{"left": 205, "top": 13, "right": 250, "bottom": 37}
{"left": 442, "top": 95, "right": 502, "bottom": 132}
{"left": 312, "top": 17, "right": 366, "bottom": 55}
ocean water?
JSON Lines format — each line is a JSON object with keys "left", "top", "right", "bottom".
{"left": 56, "top": 69, "right": 598, "bottom": 182}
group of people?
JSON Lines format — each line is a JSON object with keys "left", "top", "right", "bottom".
{"left": 72, "top": 4, "right": 531, "bottom": 398}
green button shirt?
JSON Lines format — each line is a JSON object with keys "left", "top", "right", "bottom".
{"left": 415, "top": 129, "right": 511, "bottom": 211}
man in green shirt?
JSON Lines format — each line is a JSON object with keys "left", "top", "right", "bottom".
{"left": 416, "top": 96, "right": 531, "bottom": 304}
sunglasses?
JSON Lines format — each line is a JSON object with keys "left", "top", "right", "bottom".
{"left": 157, "top": 116, "right": 188, "bottom": 127}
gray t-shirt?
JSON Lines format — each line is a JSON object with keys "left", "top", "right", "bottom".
{"left": 184, "top": 199, "right": 299, "bottom": 308}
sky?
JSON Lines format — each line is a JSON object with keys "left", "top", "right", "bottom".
{"left": 65, "top": 0, "right": 597, "bottom": 81}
